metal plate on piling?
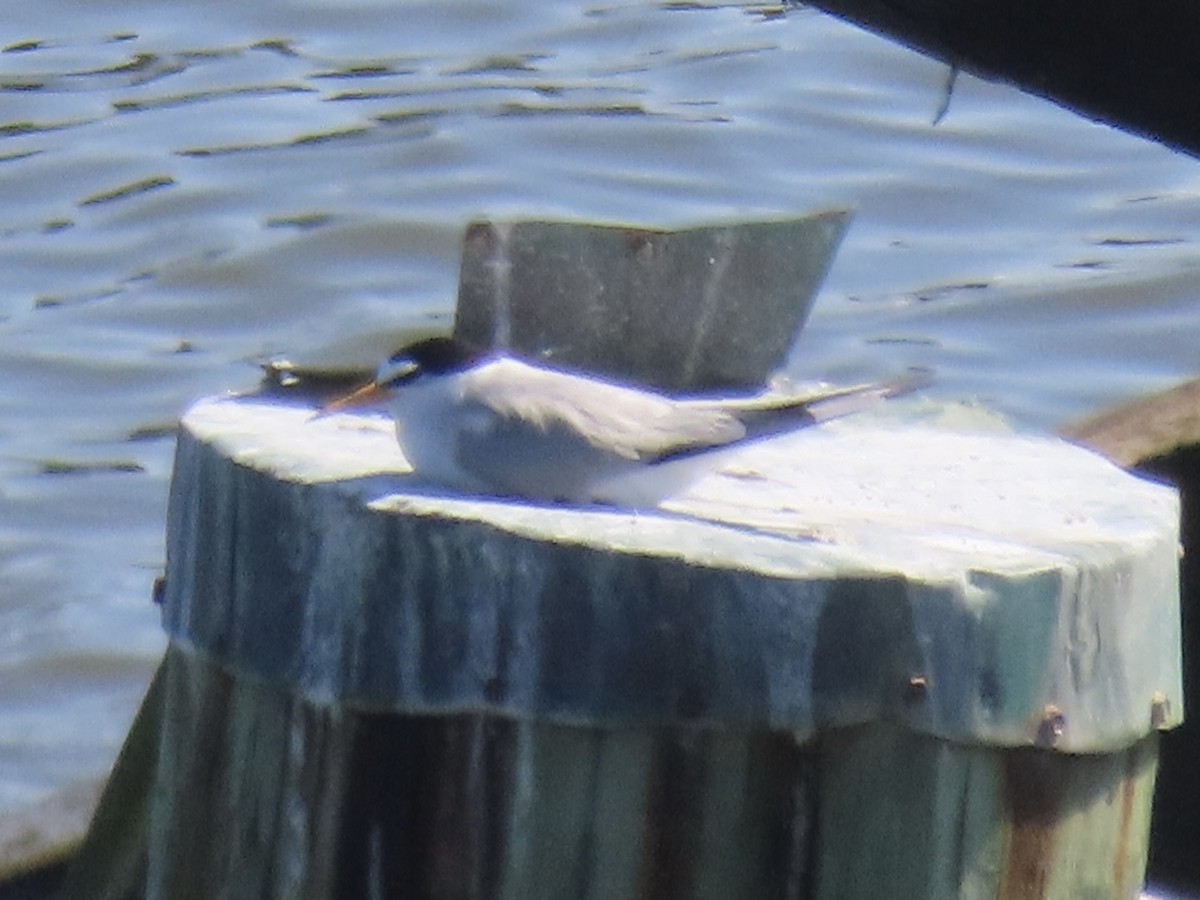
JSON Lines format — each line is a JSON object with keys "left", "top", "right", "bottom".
{"left": 454, "top": 213, "right": 851, "bottom": 391}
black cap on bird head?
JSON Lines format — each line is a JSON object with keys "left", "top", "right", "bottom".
{"left": 319, "top": 336, "right": 482, "bottom": 414}
{"left": 375, "top": 335, "right": 483, "bottom": 386}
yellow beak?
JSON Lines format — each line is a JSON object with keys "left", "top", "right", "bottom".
{"left": 319, "top": 381, "right": 391, "bottom": 415}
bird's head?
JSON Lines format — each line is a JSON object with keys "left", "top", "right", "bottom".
{"left": 320, "top": 336, "right": 481, "bottom": 413}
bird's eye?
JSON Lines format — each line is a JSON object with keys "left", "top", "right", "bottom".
{"left": 375, "top": 355, "right": 420, "bottom": 387}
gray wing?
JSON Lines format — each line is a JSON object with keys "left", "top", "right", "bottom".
{"left": 458, "top": 359, "right": 746, "bottom": 461}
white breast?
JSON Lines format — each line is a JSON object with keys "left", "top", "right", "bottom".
{"left": 386, "top": 372, "right": 495, "bottom": 494}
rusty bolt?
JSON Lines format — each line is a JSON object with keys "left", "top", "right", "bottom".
{"left": 1036, "top": 704, "right": 1066, "bottom": 748}
{"left": 1151, "top": 692, "right": 1171, "bottom": 729}
{"left": 903, "top": 675, "right": 928, "bottom": 705}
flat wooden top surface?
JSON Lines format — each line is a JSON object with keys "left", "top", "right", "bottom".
{"left": 188, "top": 395, "right": 1177, "bottom": 577}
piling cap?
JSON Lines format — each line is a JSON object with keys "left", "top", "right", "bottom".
{"left": 163, "top": 398, "right": 1183, "bottom": 753}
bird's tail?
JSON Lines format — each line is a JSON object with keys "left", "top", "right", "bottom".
{"left": 728, "top": 366, "right": 932, "bottom": 441}
{"left": 658, "top": 367, "right": 933, "bottom": 458}
{"left": 802, "top": 366, "right": 933, "bottom": 424}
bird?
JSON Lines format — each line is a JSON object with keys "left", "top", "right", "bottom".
{"left": 321, "top": 336, "right": 929, "bottom": 507}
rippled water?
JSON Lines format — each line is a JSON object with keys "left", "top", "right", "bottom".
{"left": 1, "top": 0, "right": 1198, "bottom": 813}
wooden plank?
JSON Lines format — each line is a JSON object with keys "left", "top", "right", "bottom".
{"left": 1062, "top": 377, "right": 1200, "bottom": 469}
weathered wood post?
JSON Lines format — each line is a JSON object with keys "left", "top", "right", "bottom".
{"left": 61, "top": 216, "right": 1182, "bottom": 900}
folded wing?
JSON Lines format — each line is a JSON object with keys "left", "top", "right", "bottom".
{"left": 458, "top": 358, "right": 746, "bottom": 460}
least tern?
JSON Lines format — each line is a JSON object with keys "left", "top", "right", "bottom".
{"left": 323, "top": 336, "right": 928, "bottom": 506}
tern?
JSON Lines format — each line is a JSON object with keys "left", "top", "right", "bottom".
{"left": 322, "top": 336, "right": 928, "bottom": 506}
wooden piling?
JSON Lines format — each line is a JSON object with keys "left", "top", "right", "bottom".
{"left": 56, "top": 393, "right": 1178, "bottom": 899}
{"left": 59, "top": 218, "right": 1183, "bottom": 898}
